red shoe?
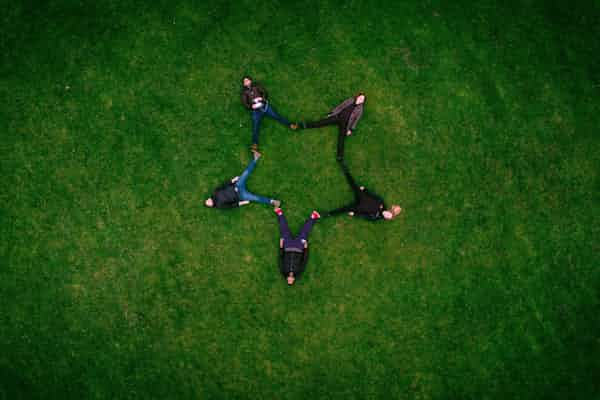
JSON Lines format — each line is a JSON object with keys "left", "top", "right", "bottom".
{"left": 274, "top": 208, "right": 283, "bottom": 216}
{"left": 311, "top": 210, "right": 321, "bottom": 220}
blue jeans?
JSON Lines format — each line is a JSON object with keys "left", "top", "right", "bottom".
{"left": 235, "top": 158, "right": 273, "bottom": 205}
{"left": 251, "top": 102, "right": 291, "bottom": 145}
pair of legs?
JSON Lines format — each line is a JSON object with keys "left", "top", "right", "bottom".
{"left": 277, "top": 214, "right": 316, "bottom": 249}
{"left": 252, "top": 103, "right": 292, "bottom": 146}
{"left": 303, "top": 115, "right": 348, "bottom": 160}
{"left": 235, "top": 157, "right": 275, "bottom": 205}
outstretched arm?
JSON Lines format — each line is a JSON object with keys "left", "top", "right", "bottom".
{"left": 327, "top": 204, "right": 355, "bottom": 216}
{"left": 241, "top": 92, "right": 252, "bottom": 109}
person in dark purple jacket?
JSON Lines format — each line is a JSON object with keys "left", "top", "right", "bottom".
{"left": 275, "top": 207, "right": 321, "bottom": 285}
{"left": 298, "top": 93, "right": 365, "bottom": 161}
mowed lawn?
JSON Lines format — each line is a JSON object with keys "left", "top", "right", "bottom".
{"left": 1, "top": 0, "right": 599, "bottom": 398}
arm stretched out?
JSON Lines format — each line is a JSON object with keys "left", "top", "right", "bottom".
{"left": 327, "top": 204, "right": 355, "bottom": 217}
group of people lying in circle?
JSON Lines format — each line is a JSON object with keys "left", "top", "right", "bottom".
{"left": 205, "top": 76, "right": 402, "bottom": 285}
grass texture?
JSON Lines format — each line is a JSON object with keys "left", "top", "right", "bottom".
{"left": 1, "top": 0, "right": 599, "bottom": 398}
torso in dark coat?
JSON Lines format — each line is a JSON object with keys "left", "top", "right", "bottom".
{"left": 241, "top": 84, "right": 268, "bottom": 110}
{"left": 280, "top": 249, "right": 307, "bottom": 279}
{"left": 212, "top": 182, "right": 240, "bottom": 208}
{"left": 355, "top": 190, "right": 386, "bottom": 220}
{"left": 338, "top": 103, "right": 355, "bottom": 124}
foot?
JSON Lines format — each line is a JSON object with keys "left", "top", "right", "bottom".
{"left": 274, "top": 207, "right": 283, "bottom": 216}
{"left": 336, "top": 155, "right": 344, "bottom": 162}
{"left": 290, "top": 123, "right": 298, "bottom": 130}
{"left": 252, "top": 149, "right": 262, "bottom": 160}
{"left": 311, "top": 210, "right": 321, "bottom": 220}
{"left": 250, "top": 143, "right": 259, "bottom": 152}
{"left": 271, "top": 199, "right": 281, "bottom": 208}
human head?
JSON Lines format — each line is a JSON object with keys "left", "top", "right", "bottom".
{"left": 204, "top": 198, "right": 214, "bottom": 207}
{"left": 287, "top": 272, "right": 295, "bottom": 285}
{"left": 382, "top": 204, "right": 402, "bottom": 220}
{"left": 355, "top": 92, "right": 366, "bottom": 105}
{"left": 242, "top": 76, "right": 252, "bottom": 87}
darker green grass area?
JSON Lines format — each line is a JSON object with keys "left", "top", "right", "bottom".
{"left": 1, "top": 0, "right": 599, "bottom": 399}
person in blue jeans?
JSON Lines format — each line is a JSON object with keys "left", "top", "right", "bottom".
{"left": 241, "top": 76, "right": 297, "bottom": 152}
{"left": 204, "top": 151, "right": 281, "bottom": 208}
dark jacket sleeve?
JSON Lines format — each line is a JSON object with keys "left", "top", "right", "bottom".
{"left": 301, "top": 248, "right": 308, "bottom": 271}
{"left": 219, "top": 201, "right": 239, "bottom": 209}
{"left": 241, "top": 90, "right": 252, "bottom": 109}
{"left": 256, "top": 84, "right": 267, "bottom": 101}
{"left": 327, "top": 203, "right": 356, "bottom": 216}
{"left": 347, "top": 104, "right": 364, "bottom": 130}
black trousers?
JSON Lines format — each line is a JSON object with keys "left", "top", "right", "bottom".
{"left": 304, "top": 115, "right": 348, "bottom": 160}
{"left": 327, "top": 162, "right": 361, "bottom": 216}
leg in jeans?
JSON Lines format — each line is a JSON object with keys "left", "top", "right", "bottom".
{"left": 303, "top": 114, "right": 339, "bottom": 129}
{"left": 251, "top": 110, "right": 264, "bottom": 145}
{"left": 264, "top": 104, "right": 291, "bottom": 126}
{"left": 236, "top": 158, "right": 258, "bottom": 191}
{"left": 238, "top": 190, "right": 273, "bottom": 205}
{"left": 339, "top": 161, "right": 361, "bottom": 199}
{"left": 297, "top": 217, "right": 317, "bottom": 242}
{"left": 277, "top": 214, "right": 293, "bottom": 242}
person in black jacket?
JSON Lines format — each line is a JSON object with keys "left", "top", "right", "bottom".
{"left": 204, "top": 151, "right": 281, "bottom": 208}
{"left": 241, "top": 76, "right": 297, "bottom": 152}
{"left": 298, "top": 93, "right": 365, "bottom": 161}
{"left": 328, "top": 162, "right": 402, "bottom": 220}
{"left": 275, "top": 207, "right": 320, "bottom": 285}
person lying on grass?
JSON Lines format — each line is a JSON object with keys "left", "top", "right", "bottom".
{"left": 297, "top": 93, "right": 365, "bottom": 161}
{"left": 275, "top": 208, "right": 320, "bottom": 286}
{"left": 327, "top": 161, "right": 402, "bottom": 221}
{"left": 204, "top": 151, "right": 281, "bottom": 209}
{"left": 241, "top": 76, "right": 297, "bottom": 153}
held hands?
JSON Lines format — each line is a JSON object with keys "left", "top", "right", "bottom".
{"left": 231, "top": 176, "right": 240, "bottom": 183}
{"left": 252, "top": 103, "right": 262, "bottom": 109}
{"left": 346, "top": 130, "right": 352, "bottom": 136}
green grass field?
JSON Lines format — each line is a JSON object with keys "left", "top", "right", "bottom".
{"left": 2, "top": 0, "right": 599, "bottom": 398}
